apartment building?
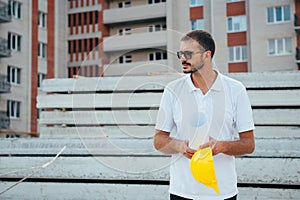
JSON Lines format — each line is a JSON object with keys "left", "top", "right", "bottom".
{"left": 68, "top": 0, "right": 299, "bottom": 77}
{"left": 67, "top": 0, "right": 104, "bottom": 78}
{"left": 0, "top": 0, "right": 11, "bottom": 134}
{"left": 0, "top": 0, "right": 65, "bottom": 137}
{"left": 0, "top": 0, "right": 299, "bottom": 136}
{"left": 102, "top": 0, "right": 299, "bottom": 74}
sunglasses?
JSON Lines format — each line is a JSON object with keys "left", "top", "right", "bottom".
{"left": 176, "top": 51, "right": 204, "bottom": 59}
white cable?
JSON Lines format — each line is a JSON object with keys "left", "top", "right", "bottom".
{"left": 0, "top": 146, "right": 66, "bottom": 196}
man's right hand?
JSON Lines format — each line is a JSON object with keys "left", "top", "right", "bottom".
{"left": 154, "top": 130, "right": 196, "bottom": 158}
{"left": 180, "top": 140, "right": 197, "bottom": 159}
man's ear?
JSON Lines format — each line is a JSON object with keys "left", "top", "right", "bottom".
{"left": 206, "top": 51, "right": 212, "bottom": 58}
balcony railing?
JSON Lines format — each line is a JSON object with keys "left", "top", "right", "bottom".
{"left": 294, "top": 13, "right": 300, "bottom": 33}
{"left": 0, "top": 1, "right": 12, "bottom": 23}
{"left": 0, "top": 37, "right": 11, "bottom": 57}
{"left": 103, "top": 31, "right": 167, "bottom": 52}
{"left": 295, "top": 47, "right": 300, "bottom": 69}
{"left": 0, "top": 110, "right": 10, "bottom": 130}
{"left": 103, "top": 3, "right": 166, "bottom": 24}
{"left": 296, "top": 47, "right": 299, "bottom": 60}
{"left": 0, "top": 74, "right": 10, "bottom": 93}
{"left": 104, "top": 60, "right": 169, "bottom": 76}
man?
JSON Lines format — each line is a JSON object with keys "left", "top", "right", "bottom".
{"left": 153, "top": 30, "right": 255, "bottom": 200}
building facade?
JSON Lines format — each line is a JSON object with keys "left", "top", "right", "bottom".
{"left": 0, "top": 0, "right": 299, "bottom": 136}
{"left": 0, "top": 0, "right": 65, "bottom": 137}
{"left": 0, "top": 0, "right": 11, "bottom": 134}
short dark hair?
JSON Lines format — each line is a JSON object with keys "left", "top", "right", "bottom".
{"left": 181, "top": 30, "right": 215, "bottom": 58}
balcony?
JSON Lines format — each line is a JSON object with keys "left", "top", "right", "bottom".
{"left": 0, "top": 37, "right": 11, "bottom": 57}
{"left": 67, "top": 3, "right": 102, "bottom": 13}
{"left": 0, "top": 74, "right": 10, "bottom": 93}
{"left": 104, "top": 60, "right": 169, "bottom": 76}
{"left": 296, "top": 47, "right": 300, "bottom": 67}
{"left": 103, "top": 3, "right": 166, "bottom": 24}
{"left": 0, "top": 110, "right": 10, "bottom": 130}
{"left": 0, "top": 1, "right": 12, "bottom": 23}
{"left": 103, "top": 31, "right": 167, "bottom": 52}
{"left": 294, "top": 13, "right": 300, "bottom": 33}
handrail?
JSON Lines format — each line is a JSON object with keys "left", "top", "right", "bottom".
{"left": 0, "top": 37, "right": 11, "bottom": 57}
{"left": 0, "top": 74, "right": 10, "bottom": 93}
{"left": 0, "top": 110, "right": 10, "bottom": 130}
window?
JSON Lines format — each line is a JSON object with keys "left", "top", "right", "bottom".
{"left": 148, "top": 0, "right": 166, "bottom": 4}
{"left": 83, "top": 39, "right": 87, "bottom": 52}
{"left": 268, "top": 37, "right": 292, "bottom": 56}
{"left": 7, "top": 66, "right": 21, "bottom": 84}
{"left": 8, "top": 0, "right": 21, "bottom": 19}
{"left": 68, "top": 41, "right": 71, "bottom": 53}
{"left": 119, "top": 55, "right": 132, "bottom": 63}
{"left": 89, "top": 38, "right": 93, "bottom": 51}
{"left": 149, "top": 51, "right": 167, "bottom": 61}
{"left": 73, "top": 14, "right": 76, "bottom": 26}
{"left": 73, "top": 40, "right": 77, "bottom": 52}
{"left": 190, "top": 0, "right": 203, "bottom": 7}
{"left": 38, "top": 42, "right": 46, "bottom": 58}
{"left": 78, "top": 40, "right": 82, "bottom": 52}
{"left": 118, "top": 1, "right": 131, "bottom": 8}
{"left": 83, "top": 13, "right": 87, "bottom": 25}
{"left": 38, "top": 11, "right": 46, "bottom": 28}
{"left": 89, "top": 12, "right": 93, "bottom": 24}
{"left": 78, "top": 13, "right": 82, "bottom": 25}
{"left": 228, "top": 46, "right": 247, "bottom": 62}
{"left": 227, "top": 15, "right": 246, "bottom": 32}
{"left": 8, "top": 32, "right": 21, "bottom": 52}
{"left": 87, "top": 12, "right": 98, "bottom": 24}
{"left": 191, "top": 19, "right": 204, "bottom": 30}
{"left": 7, "top": 100, "right": 20, "bottom": 118}
{"left": 148, "top": 24, "right": 166, "bottom": 32}
{"left": 68, "top": 14, "right": 71, "bottom": 27}
{"left": 38, "top": 73, "right": 46, "bottom": 88}
{"left": 118, "top": 28, "right": 131, "bottom": 35}
{"left": 267, "top": 5, "right": 290, "bottom": 23}
{"left": 95, "top": 11, "right": 98, "bottom": 24}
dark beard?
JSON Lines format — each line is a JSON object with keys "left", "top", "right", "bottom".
{"left": 183, "top": 63, "right": 204, "bottom": 74}
{"left": 183, "top": 69, "right": 198, "bottom": 74}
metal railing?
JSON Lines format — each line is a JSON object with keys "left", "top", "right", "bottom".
{"left": 0, "top": 74, "right": 10, "bottom": 93}
{"left": 0, "top": 110, "right": 10, "bottom": 129}
{"left": 0, "top": 37, "right": 11, "bottom": 57}
{"left": 296, "top": 47, "right": 300, "bottom": 60}
{"left": 0, "top": 1, "right": 11, "bottom": 23}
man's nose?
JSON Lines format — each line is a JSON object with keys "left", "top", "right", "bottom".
{"left": 179, "top": 54, "right": 187, "bottom": 61}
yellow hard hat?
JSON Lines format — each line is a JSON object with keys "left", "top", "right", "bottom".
{"left": 190, "top": 147, "right": 220, "bottom": 194}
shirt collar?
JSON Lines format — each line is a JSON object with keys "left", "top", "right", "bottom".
{"left": 186, "top": 70, "right": 222, "bottom": 93}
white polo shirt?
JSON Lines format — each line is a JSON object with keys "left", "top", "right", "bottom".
{"left": 155, "top": 72, "right": 255, "bottom": 200}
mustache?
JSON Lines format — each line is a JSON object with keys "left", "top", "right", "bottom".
{"left": 182, "top": 61, "right": 191, "bottom": 66}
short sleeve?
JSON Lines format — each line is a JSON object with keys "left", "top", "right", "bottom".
{"left": 155, "top": 86, "right": 175, "bottom": 132}
{"left": 235, "top": 87, "right": 255, "bottom": 133}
